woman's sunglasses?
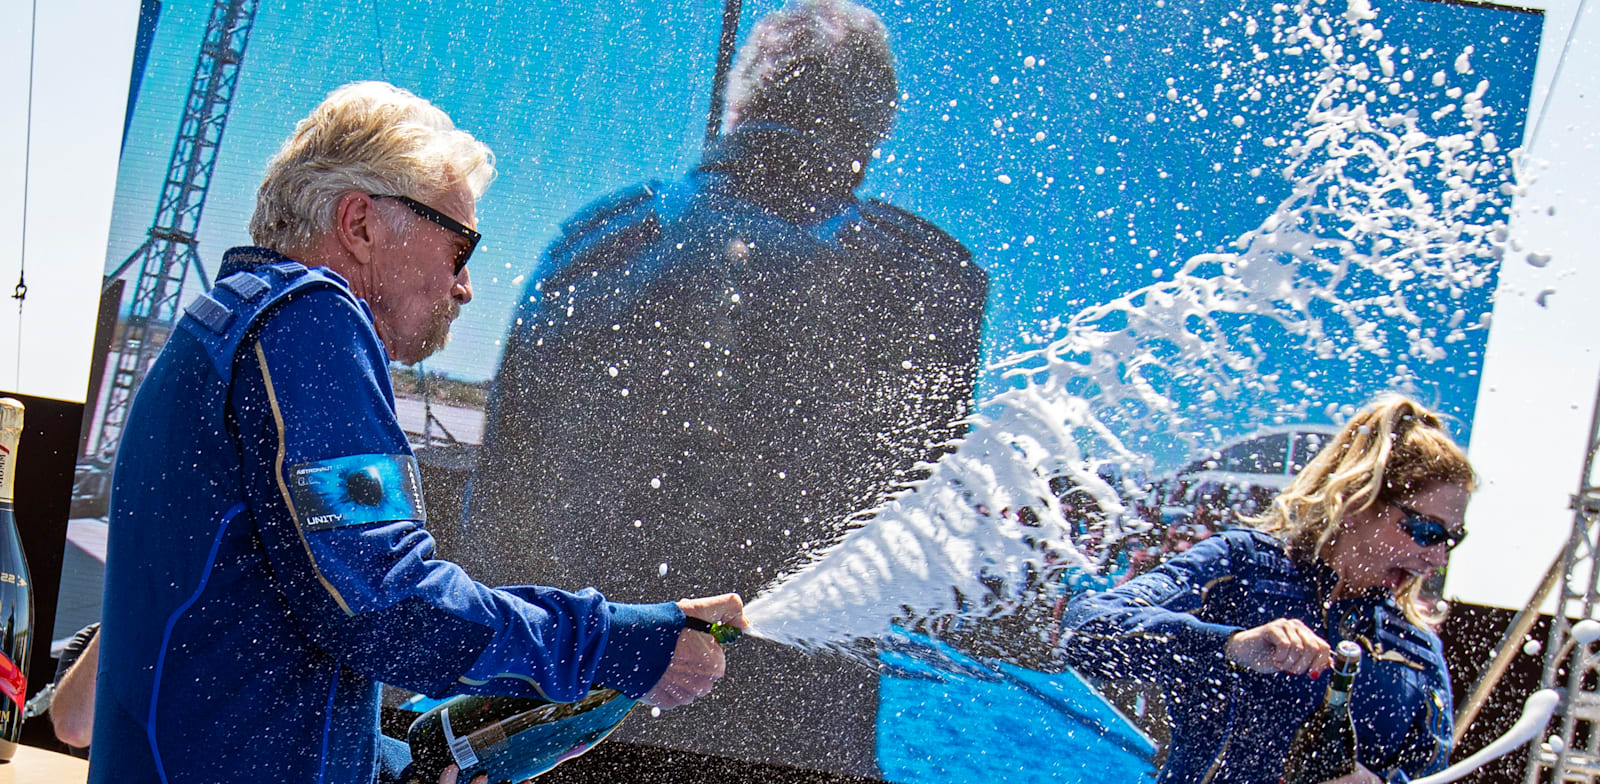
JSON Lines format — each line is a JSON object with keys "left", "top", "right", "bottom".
{"left": 1392, "top": 503, "right": 1466, "bottom": 550}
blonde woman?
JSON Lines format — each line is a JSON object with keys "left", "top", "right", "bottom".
{"left": 1061, "top": 397, "right": 1471, "bottom": 784}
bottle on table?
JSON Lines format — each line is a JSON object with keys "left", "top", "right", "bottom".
{"left": 1282, "top": 639, "right": 1363, "bottom": 784}
{"left": 405, "top": 620, "right": 739, "bottom": 783}
{"left": 0, "top": 398, "right": 34, "bottom": 761}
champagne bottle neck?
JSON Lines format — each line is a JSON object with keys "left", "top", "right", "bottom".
{"left": 1323, "top": 640, "right": 1361, "bottom": 709}
{"left": 683, "top": 617, "right": 741, "bottom": 645}
{"left": 707, "top": 621, "right": 741, "bottom": 645}
{"left": 1325, "top": 669, "right": 1356, "bottom": 708}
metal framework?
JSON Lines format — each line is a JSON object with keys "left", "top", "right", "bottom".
{"left": 1526, "top": 379, "right": 1600, "bottom": 784}
{"left": 88, "top": 0, "right": 258, "bottom": 464}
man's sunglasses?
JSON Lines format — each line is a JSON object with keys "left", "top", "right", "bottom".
{"left": 1392, "top": 503, "right": 1466, "bottom": 550}
{"left": 369, "top": 194, "right": 480, "bottom": 275}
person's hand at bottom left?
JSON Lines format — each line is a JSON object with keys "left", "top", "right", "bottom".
{"left": 438, "top": 764, "right": 488, "bottom": 784}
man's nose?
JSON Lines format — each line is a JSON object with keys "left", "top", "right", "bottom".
{"left": 454, "top": 269, "right": 473, "bottom": 304}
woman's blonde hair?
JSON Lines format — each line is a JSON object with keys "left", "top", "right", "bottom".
{"left": 249, "top": 81, "right": 496, "bottom": 253}
{"left": 1246, "top": 396, "right": 1476, "bottom": 627}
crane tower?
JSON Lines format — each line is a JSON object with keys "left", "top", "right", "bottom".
{"left": 85, "top": 0, "right": 258, "bottom": 474}
{"left": 1526, "top": 380, "right": 1600, "bottom": 783}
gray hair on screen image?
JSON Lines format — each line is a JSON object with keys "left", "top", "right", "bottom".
{"left": 723, "top": 0, "right": 899, "bottom": 153}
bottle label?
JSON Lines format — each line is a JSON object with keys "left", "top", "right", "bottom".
{"left": 0, "top": 652, "right": 24, "bottom": 711}
{"left": 0, "top": 443, "right": 14, "bottom": 505}
{"left": 442, "top": 706, "right": 480, "bottom": 769}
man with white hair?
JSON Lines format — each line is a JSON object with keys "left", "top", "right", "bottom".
{"left": 464, "top": 0, "right": 986, "bottom": 775}
{"left": 91, "top": 81, "right": 744, "bottom": 784}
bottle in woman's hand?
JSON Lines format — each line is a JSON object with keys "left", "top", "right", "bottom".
{"left": 1282, "top": 640, "right": 1362, "bottom": 784}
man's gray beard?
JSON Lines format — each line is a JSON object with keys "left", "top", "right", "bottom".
{"left": 417, "top": 300, "right": 459, "bottom": 360}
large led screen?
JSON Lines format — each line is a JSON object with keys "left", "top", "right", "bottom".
{"left": 69, "top": 0, "right": 1539, "bottom": 780}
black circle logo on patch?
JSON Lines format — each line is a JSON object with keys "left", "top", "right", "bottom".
{"left": 345, "top": 466, "right": 385, "bottom": 507}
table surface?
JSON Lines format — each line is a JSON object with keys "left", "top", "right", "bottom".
{"left": 0, "top": 744, "right": 89, "bottom": 784}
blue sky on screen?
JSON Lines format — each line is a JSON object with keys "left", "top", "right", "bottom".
{"left": 104, "top": 0, "right": 1538, "bottom": 470}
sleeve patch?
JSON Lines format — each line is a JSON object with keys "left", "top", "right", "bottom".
{"left": 287, "top": 454, "right": 427, "bottom": 531}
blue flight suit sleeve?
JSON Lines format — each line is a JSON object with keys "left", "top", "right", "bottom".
{"left": 229, "top": 288, "right": 682, "bottom": 701}
{"left": 1058, "top": 533, "right": 1245, "bottom": 687}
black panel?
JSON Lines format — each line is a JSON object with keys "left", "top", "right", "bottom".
{"left": 0, "top": 391, "right": 84, "bottom": 752}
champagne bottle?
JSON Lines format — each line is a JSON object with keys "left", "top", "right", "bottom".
{"left": 0, "top": 399, "right": 34, "bottom": 761}
{"left": 1282, "top": 639, "right": 1362, "bottom": 784}
{"left": 405, "top": 620, "right": 739, "bottom": 783}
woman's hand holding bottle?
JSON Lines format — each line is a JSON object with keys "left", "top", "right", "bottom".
{"left": 1225, "top": 618, "right": 1333, "bottom": 677}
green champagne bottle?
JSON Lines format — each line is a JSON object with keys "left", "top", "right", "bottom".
{"left": 405, "top": 620, "right": 738, "bottom": 783}
{"left": 1282, "top": 639, "right": 1362, "bottom": 784}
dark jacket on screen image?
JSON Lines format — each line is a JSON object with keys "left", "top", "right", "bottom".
{"left": 461, "top": 122, "right": 988, "bottom": 775}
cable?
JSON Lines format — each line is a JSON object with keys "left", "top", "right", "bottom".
{"left": 12, "top": 271, "right": 23, "bottom": 387}
{"left": 370, "top": 0, "right": 389, "bottom": 82}
{"left": 12, "top": 0, "right": 39, "bottom": 387}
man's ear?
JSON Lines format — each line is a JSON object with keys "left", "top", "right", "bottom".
{"left": 334, "top": 192, "right": 381, "bottom": 265}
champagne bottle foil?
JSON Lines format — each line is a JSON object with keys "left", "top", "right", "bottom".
{"left": 1332, "top": 639, "right": 1363, "bottom": 677}
{"left": 0, "top": 399, "right": 22, "bottom": 432}
{"left": 0, "top": 399, "right": 23, "bottom": 503}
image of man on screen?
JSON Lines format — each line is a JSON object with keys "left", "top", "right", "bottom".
{"left": 461, "top": 0, "right": 987, "bottom": 775}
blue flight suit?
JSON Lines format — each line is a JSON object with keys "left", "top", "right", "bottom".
{"left": 91, "top": 247, "right": 684, "bottom": 784}
{"left": 1060, "top": 529, "right": 1453, "bottom": 784}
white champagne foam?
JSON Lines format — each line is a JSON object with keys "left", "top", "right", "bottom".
{"left": 746, "top": 0, "right": 1517, "bottom": 655}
